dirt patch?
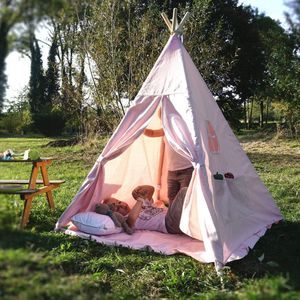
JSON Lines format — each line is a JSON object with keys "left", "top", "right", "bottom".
{"left": 43, "top": 138, "right": 79, "bottom": 148}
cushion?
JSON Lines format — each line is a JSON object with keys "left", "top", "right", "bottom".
{"left": 71, "top": 212, "right": 122, "bottom": 236}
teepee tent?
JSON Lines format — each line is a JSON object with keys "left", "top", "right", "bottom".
{"left": 56, "top": 10, "right": 282, "bottom": 268}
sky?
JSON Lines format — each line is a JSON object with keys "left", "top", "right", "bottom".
{"left": 4, "top": 0, "right": 291, "bottom": 106}
{"left": 239, "top": 0, "right": 290, "bottom": 25}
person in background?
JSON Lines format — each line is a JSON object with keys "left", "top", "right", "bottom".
{"left": 143, "top": 109, "right": 193, "bottom": 205}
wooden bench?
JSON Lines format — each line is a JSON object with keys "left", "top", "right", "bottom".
{"left": 0, "top": 158, "right": 65, "bottom": 228}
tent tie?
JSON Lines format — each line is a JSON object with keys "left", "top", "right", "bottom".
{"left": 97, "top": 155, "right": 106, "bottom": 164}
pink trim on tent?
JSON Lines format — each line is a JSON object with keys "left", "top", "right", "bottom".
{"left": 206, "top": 121, "right": 220, "bottom": 153}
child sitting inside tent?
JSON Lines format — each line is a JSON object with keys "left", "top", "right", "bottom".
{"left": 102, "top": 185, "right": 187, "bottom": 234}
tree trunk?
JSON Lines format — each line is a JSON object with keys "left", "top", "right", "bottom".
{"left": 249, "top": 98, "right": 254, "bottom": 129}
{"left": 0, "top": 20, "right": 9, "bottom": 110}
{"left": 244, "top": 101, "right": 247, "bottom": 129}
{"left": 265, "top": 98, "right": 269, "bottom": 125}
{"left": 259, "top": 99, "right": 264, "bottom": 127}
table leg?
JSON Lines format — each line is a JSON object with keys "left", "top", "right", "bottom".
{"left": 29, "top": 164, "right": 39, "bottom": 189}
{"left": 40, "top": 165, "right": 55, "bottom": 209}
{"left": 20, "top": 196, "right": 33, "bottom": 228}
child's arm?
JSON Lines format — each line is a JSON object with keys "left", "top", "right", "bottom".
{"left": 126, "top": 197, "right": 143, "bottom": 228}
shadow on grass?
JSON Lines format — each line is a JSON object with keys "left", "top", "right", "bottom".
{"left": 247, "top": 152, "right": 300, "bottom": 168}
{"left": 229, "top": 221, "right": 300, "bottom": 290}
{"left": 237, "top": 128, "right": 277, "bottom": 143}
{"left": 43, "top": 138, "right": 79, "bottom": 148}
{"left": 1, "top": 221, "right": 300, "bottom": 288}
{"left": 0, "top": 224, "right": 168, "bottom": 280}
{"left": 0, "top": 226, "right": 68, "bottom": 252}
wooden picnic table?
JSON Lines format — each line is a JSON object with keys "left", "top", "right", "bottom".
{"left": 0, "top": 158, "right": 65, "bottom": 228}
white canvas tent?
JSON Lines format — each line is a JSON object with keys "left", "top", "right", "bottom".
{"left": 56, "top": 11, "right": 282, "bottom": 269}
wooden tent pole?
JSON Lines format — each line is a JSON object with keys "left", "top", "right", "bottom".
{"left": 172, "top": 8, "right": 178, "bottom": 33}
{"left": 176, "top": 12, "right": 190, "bottom": 34}
{"left": 161, "top": 12, "right": 173, "bottom": 33}
{"left": 161, "top": 9, "right": 190, "bottom": 36}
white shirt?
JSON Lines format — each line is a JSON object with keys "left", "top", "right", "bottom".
{"left": 164, "top": 138, "right": 192, "bottom": 171}
{"left": 134, "top": 200, "right": 168, "bottom": 233}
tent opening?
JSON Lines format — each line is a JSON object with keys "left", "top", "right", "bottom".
{"left": 101, "top": 101, "right": 196, "bottom": 210}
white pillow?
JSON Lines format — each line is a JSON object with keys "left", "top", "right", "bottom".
{"left": 71, "top": 212, "right": 122, "bottom": 236}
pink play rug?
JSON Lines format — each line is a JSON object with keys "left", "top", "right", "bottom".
{"left": 65, "top": 228, "right": 211, "bottom": 261}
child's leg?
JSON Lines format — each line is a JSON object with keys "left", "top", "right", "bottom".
{"left": 178, "top": 167, "right": 194, "bottom": 189}
{"left": 167, "top": 171, "right": 181, "bottom": 205}
{"left": 165, "top": 187, "right": 188, "bottom": 234}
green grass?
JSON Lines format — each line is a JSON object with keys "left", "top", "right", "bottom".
{"left": 0, "top": 134, "right": 300, "bottom": 299}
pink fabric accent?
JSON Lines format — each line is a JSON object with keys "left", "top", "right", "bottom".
{"left": 57, "top": 35, "right": 283, "bottom": 266}
{"left": 206, "top": 121, "right": 220, "bottom": 153}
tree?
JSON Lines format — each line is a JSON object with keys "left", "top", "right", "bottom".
{"left": 0, "top": 87, "right": 32, "bottom": 134}
{"left": 4, "top": 0, "right": 297, "bottom": 137}
{"left": 0, "top": 0, "right": 66, "bottom": 112}
{"left": 286, "top": 0, "right": 300, "bottom": 50}
{"left": 184, "top": 0, "right": 266, "bottom": 128}
{"left": 29, "top": 32, "right": 66, "bottom": 136}
{"left": 270, "top": 0, "right": 300, "bottom": 138}
{"left": 28, "top": 33, "right": 45, "bottom": 117}
{"left": 0, "top": 0, "right": 21, "bottom": 111}
{"left": 252, "top": 15, "right": 293, "bottom": 127}
{"left": 49, "top": 1, "right": 89, "bottom": 136}
{"left": 73, "top": 0, "right": 169, "bottom": 133}
{"left": 45, "top": 34, "right": 60, "bottom": 105}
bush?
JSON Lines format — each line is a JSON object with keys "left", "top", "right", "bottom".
{"left": 0, "top": 110, "right": 33, "bottom": 134}
{"left": 34, "top": 110, "right": 66, "bottom": 137}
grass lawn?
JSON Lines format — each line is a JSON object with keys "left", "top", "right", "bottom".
{"left": 0, "top": 133, "right": 299, "bottom": 299}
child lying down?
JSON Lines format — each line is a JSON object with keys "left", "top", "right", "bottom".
{"left": 96, "top": 185, "right": 187, "bottom": 235}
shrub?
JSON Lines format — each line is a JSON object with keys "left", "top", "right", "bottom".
{"left": 34, "top": 109, "right": 66, "bottom": 137}
{"left": 0, "top": 109, "right": 33, "bottom": 134}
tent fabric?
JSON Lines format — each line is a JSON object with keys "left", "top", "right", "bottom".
{"left": 64, "top": 224, "right": 269, "bottom": 263}
{"left": 56, "top": 34, "right": 282, "bottom": 266}
{"left": 65, "top": 227, "right": 209, "bottom": 262}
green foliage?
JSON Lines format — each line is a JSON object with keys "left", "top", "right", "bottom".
{"left": 0, "top": 110, "right": 31, "bottom": 134}
{"left": 45, "top": 35, "right": 60, "bottom": 106}
{"left": 0, "top": 97, "right": 32, "bottom": 134}
{"left": 0, "top": 0, "right": 66, "bottom": 112}
{"left": 28, "top": 34, "right": 46, "bottom": 116}
{"left": 2, "top": 0, "right": 300, "bottom": 137}
{"left": 76, "top": 0, "right": 271, "bottom": 130}
{"left": 82, "top": 0, "right": 169, "bottom": 128}
{"left": 34, "top": 109, "right": 66, "bottom": 137}
{"left": 286, "top": 0, "right": 300, "bottom": 49}
{"left": 28, "top": 32, "right": 66, "bottom": 137}
{"left": 0, "top": 0, "right": 12, "bottom": 111}
{"left": 0, "top": 135, "right": 300, "bottom": 299}
{"left": 184, "top": 0, "right": 267, "bottom": 128}
{"left": 271, "top": 1, "right": 300, "bottom": 137}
